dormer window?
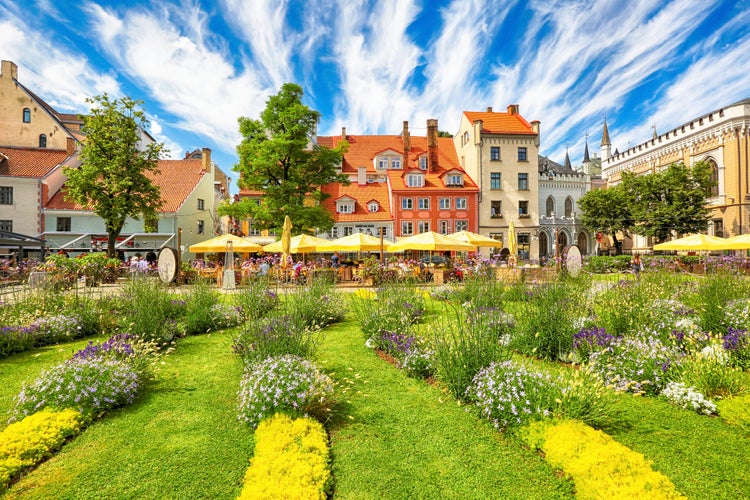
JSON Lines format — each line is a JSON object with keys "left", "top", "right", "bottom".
{"left": 336, "top": 198, "right": 355, "bottom": 214}
{"left": 446, "top": 174, "right": 463, "bottom": 186}
{"left": 368, "top": 201, "right": 380, "bottom": 213}
{"left": 419, "top": 157, "right": 427, "bottom": 170}
{"left": 406, "top": 173, "right": 424, "bottom": 187}
{"left": 377, "top": 158, "right": 388, "bottom": 170}
{"left": 391, "top": 158, "right": 401, "bottom": 169}
{"left": 374, "top": 150, "right": 403, "bottom": 171}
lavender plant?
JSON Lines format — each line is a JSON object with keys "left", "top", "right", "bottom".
{"left": 237, "top": 355, "right": 335, "bottom": 429}
{"left": 233, "top": 313, "right": 321, "bottom": 365}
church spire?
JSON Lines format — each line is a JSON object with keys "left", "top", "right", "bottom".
{"left": 564, "top": 148, "right": 571, "bottom": 169}
{"left": 583, "top": 134, "right": 591, "bottom": 163}
{"left": 600, "top": 118, "right": 612, "bottom": 161}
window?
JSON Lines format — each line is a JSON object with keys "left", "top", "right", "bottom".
{"left": 417, "top": 221, "right": 430, "bottom": 233}
{"left": 56, "top": 217, "right": 71, "bottom": 232}
{"left": 447, "top": 174, "right": 463, "bottom": 186}
{"left": 518, "top": 233, "right": 530, "bottom": 259}
{"left": 338, "top": 203, "right": 353, "bottom": 214}
{"left": 197, "top": 220, "right": 205, "bottom": 234}
{"left": 401, "top": 221, "right": 414, "bottom": 235}
{"left": 22, "top": 108, "right": 30, "bottom": 123}
{"left": 438, "top": 220, "right": 449, "bottom": 234}
{"left": 463, "top": 131, "right": 469, "bottom": 145}
{"left": 455, "top": 220, "right": 468, "bottom": 232}
{"left": 713, "top": 218, "right": 724, "bottom": 237}
{"left": 368, "top": 201, "right": 379, "bottom": 213}
{"left": 518, "top": 147, "right": 528, "bottom": 161}
{"left": 0, "top": 187, "right": 12, "bottom": 205}
{"left": 518, "top": 173, "right": 529, "bottom": 190}
{"left": 708, "top": 158, "right": 719, "bottom": 197}
{"left": 378, "top": 158, "right": 388, "bottom": 170}
{"left": 455, "top": 197, "right": 467, "bottom": 210}
{"left": 419, "top": 157, "right": 428, "bottom": 170}
{"left": 490, "top": 172, "right": 501, "bottom": 189}
{"left": 197, "top": 198, "right": 205, "bottom": 210}
{"left": 546, "top": 196, "right": 554, "bottom": 217}
{"left": 0, "top": 220, "right": 11, "bottom": 232}
{"left": 491, "top": 200, "right": 502, "bottom": 218}
{"left": 406, "top": 174, "right": 424, "bottom": 187}
{"left": 330, "top": 226, "right": 338, "bottom": 238}
{"left": 391, "top": 158, "right": 401, "bottom": 169}
{"left": 343, "top": 226, "right": 354, "bottom": 236}
{"left": 38, "top": 134, "right": 47, "bottom": 148}
{"left": 439, "top": 197, "right": 450, "bottom": 210}
{"left": 564, "top": 197, "right": 573, "bottom": 217}
{"left": 401, "top": 197, "right": 414, "bottom": 210}
{"left": 418, "top": 198, "right": 430, "bottom": 210}
{"left": 490, "top": 146, "right": 500, "bottom": 161}
{"left": 519, "top": 200, "right": 529, "bottom": 217}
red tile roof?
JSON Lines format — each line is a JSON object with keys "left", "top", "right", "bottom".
{"left": 463, "top": 110, "right": 535, "bottom": 135}
{"left": 0, "top": 146, "right": 71, "bottom": 178}
{"left": 45, "top": 158, "right": 208, "bottom": 213}
{"left": 321, "top": 181, "right": 392, "bottom": 223}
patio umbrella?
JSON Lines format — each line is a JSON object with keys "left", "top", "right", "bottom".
{"left": 263, "top": 234, "right": 330, "bottom": 254}
{"left": 316, "top": 232, "right": 395, "bottom": 252}
{"left": 386, "top": 231, "right": 477, "bottom": 252}
{"left": 713, "top": 233, "right": 750, "bottom": 250}
{"left": 450, "top": 230, "right": 502, "bottom": 248}
{"left": 507, "top": 221, "right": 518, "bottom": 265}
{"left": 189, "top": 233, "right": 263, "bottom": 254}
{"left": 652, "top": 233, "right": 728, "bottom": 251}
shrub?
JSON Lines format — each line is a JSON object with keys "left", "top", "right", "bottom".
{"left": 31, "top": 314, "right": 82, "bottom": 345}
{"left": 350, "top": 286, "right": 422, "bottom": 341}
{"left": 521, "top": 419, "right": 685, "bottom": 499}
{"left": 234, "top": 279, "right": 279, "bottom": 321}
{"left": 401, "top": 346, "right": 436, "bottom": 379}
{"left": 723, "top": 327, "right": 750, "bottom": 370}
{"left": 10, "top": 357, "right": 141, "bottom": 422}
{"left": 239, "top": 414, "right": 331, "bottom": 500}
{"left": 237, "top": 355, "right": 335, "bottom": 429}
{"left": 571, "top": 326, "right": 620, "bottom": 363}
{"left": 716, "top": 394, "right": 750, "bottom": 433}
{"left": 71, "top": 333, "right": 168, "bottom": 381}
{"left": 678, "top": 356, "right": 745, "bottom": 399}
{"left": 284, "top": 281, "right": 346, "bottom": 331}
{"left": 209, "top": 303, "right": 244, "bottom": 329}
{"left": 0, "top": 326, "right": 36, "bottom": 358}
{"left": 661, "top": 382, "right": 716, "bottom": 415}
{"left": 587, "top": 334, "right": 681, "bottom": 395}
{"left": 233, "top": 314, "right": 321, "bottom": 365}
{"left": 180, "top": 281, "right": 223, "bottom": 335}
{"left": 118, "top": 278, "right": 181, "bottom": 345}
{"left": 0, "top": 409, "right": 83, "bottom": 491}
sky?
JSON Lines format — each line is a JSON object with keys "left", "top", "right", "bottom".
{"left": 2, "top": 0, "right": 750, "bottom": 194}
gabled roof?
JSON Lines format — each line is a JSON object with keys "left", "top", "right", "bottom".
{"left": 321, "top": 182, "right": 392, "bottom": 223}
{"left": 463, "top": 110, "right": 534, "bottom": 135}
{"left": 46, "top": 158, "right": 208, "bottom": 213}
{"left": 0, "top": 146, "right": 71, "bottom": 178}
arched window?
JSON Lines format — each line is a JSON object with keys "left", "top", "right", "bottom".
{"left": 39, "top": 134, "right": 47, "bottom": 148}
{"left": 564, "top": 197, "right": 573, "bottom": 217}
{"left": 546, "top": 196, "right": 555, "bottom": 217}
{"left": 22, "top": 108, "right": 31, "bottom": 123}
{"left": 707, "top": 158, "right": 719, "bottom": 197}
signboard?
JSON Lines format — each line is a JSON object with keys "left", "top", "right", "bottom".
{"left": 562, "top": 245, "right": 583, "bottom": 277}
{"left": 157, "top": 247, "right": 179, "bottom": 284}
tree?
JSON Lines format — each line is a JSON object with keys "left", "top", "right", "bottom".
{"left": 63, "top": 94, "right": 165, "bottom": 257}
{"left": 623, "top": 161, "right": 713, "bottom": 242}
{"left": 577, "top": 183, "right": 632, "bottom": 253}
{"left": 228, "top": 83, "right": 349, "bottom": 234}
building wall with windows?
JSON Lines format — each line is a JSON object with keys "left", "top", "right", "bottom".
{"left": 454, "top": 105, "right": 541, "bottom": 259}
{"left": 602, "top": 98, "right": 750, "bottom": 245}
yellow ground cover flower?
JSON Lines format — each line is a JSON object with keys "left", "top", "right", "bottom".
{"left": 522, "top": 419, "right": 685, "bottom": 499}
{"left": 238, "top": 413, "right": 330, "bottom": 500}
{"left": 0, "top": 409, "right": 83, "bottom": 490}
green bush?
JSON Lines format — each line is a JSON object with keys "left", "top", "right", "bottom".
{"left": 233, "top": 313, "right": 321, "bottom": 365}
{"left": 117, "top": 278, "right": 180, "bottom": 345}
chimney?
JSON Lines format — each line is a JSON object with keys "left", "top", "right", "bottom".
{"left": 341, "top": 127, "right": 347, "bottom": 140}
{"left": 201, "top": 148, "right": 211, "bottom": 173}
{"left": 531, "top": 120, "right": 540, "bottom": 147}
{"left": 1, "top": 60, "right": 18, "bottom": 80}
{"left": 66, "top": 137, "right": 76, "bottom": 156}
{"left": 507, "top": 104, "right": 519, "bottom": 115}
{"left": 357, "top": 167, "right": 367, "bottom": 185}
{"left": 402, "top": 120, "right": 410, "bottom": 168}
{"left": 486, "top": 106, "right": 493, "bottom": 113}
{"left": 427, "top": 119, "right": 439, "bottom": 172}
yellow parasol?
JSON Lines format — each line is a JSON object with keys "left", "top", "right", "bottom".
{"left": 263, "top": 233, "right": 330, "bottom": 254}
{"left": 188, "top": 233, "right": 263, "bottom": 254}
{"left": 507, "top": 221, "right": 518, "bottom": 265}
{"left": 652, "top": 233, "right": 728, "bottom": 251}
{"left": 280, "top": 216, "right": 292, "bottom": 269}
{"left": 450, "top": 230, "right": 502, "bottom": 248}
{"left": 386, "top": 231, "right": 477, "bottom": 252}
{"left": 316, "top": 232, "right": 394, "bottom": 252}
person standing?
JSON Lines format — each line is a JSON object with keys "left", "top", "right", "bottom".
{"left": 631, "top": 254, "right": 643, "bottom": 275}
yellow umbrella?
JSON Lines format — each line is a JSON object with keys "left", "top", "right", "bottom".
{"left": 507, "top": 221, "right": 518, "bottom": 261}
{"left": 652, "top": 233, "right": 728, "bottom": 251}
{"left": 451, "top": 230, "right": 502, "bottom": 248}
{"left": 263, "top": 234, "right": 329, "bottom": 254}
{"left": 280, "top": 216, "right": 292, "bottom": 269}
{"left": 713, "top": 233, "right": 750, "bottom": 250}
{"left": 387, "top": 231, "right": 477, "bottom": 252}
{"left": 316, "top": 232, "right": 394, "bottom": 252}
{"left": 189, "top": 233, "right": 263, "bottom": 253}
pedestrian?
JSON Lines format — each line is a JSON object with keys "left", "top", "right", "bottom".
{"left": 631, "top": 254, "right": 643, "bottom": 275}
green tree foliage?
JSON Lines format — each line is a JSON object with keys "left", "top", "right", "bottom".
{"left": 623, "top": 161, "right": 713, "bottom": 242}
{"left": 63, "top": 94, "right": 165, "bottom": 257}
{"left": 229, "top": 83, "right": 348, "bottom": 234}
{"left": 577, "top": 183, "right": 632, "bottom": 251}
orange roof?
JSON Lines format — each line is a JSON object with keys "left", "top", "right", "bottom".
{"left": 463, "top": 110, "right": 534, "bottom": 135}
{"left": 321, "top": 182, "right": 392, "bottom": 223}
{"left": 0, "top": 146, "right": 71, "bottom": 178}
{"left": 46, "top": 158, "right": 208, "bottom": 213}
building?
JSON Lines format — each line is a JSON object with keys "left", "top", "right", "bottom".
{"left": 317, "top": 119, "right": 479, "bottom": 243}
{"left": 601, "top": 99, "right": 750, "bottom": 248}
{"left": 454, "top": 105, "right": 541, "bottom": 259}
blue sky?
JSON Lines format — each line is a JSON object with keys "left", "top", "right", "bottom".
{"left": 2, "top": 0, "right": 750, "bottom": 194}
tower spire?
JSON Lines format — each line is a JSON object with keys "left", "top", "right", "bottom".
{"left": 583, "top": 133, "right": 591, "bottom": 163}
{"left": 600, "top": 118, "right": 612, "bottom": 161}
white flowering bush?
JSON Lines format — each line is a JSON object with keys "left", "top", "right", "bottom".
{"left": 661, "top": 381, "right": 717, "bottom": 415}
{"left": 210, "top": 303, "right": 244, "bottom": 329}
{"left": 237, "top": 355, "right": 335, "bottom": 429}
{"left": 724, "top": 299, "right": 750, "bottom": 331}
{"left": 31, "top": 314, "right": 82, "bottom": 344}
{"left": 401, "top": 347, "right": 435, "bottom": 379}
